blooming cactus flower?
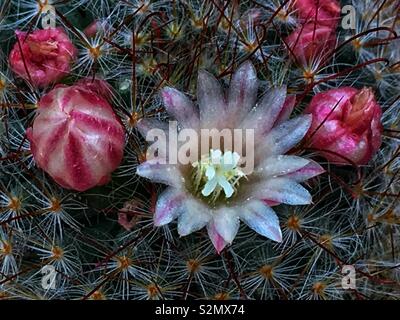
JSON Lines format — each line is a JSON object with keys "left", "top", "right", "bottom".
{"left": 305, "top": 87, "right": 383, "bottom": 165}
{"left": 9, "top": 28, "right": 77, "bottom": 87}
{"left": 136, "top": 61, "right": 324, "bottom": 253}
{"left": 27, "top": 84, "right": 125, "bottom": 191}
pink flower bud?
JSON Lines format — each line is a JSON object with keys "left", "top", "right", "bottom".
{"left": 294, "top": 0, "right": 341, "bottom": 28}
{"left": 76, "top": 77, "right": 114, "bottom": 102}
{"left": 27, "top": 84, "right": 125, "bottom": 191}
{"left": 305, "top": 87, "right": 383, "bottom": 165}
{"left": 118, "top": 200, "right": 142, "bottom": 231}
{"left": 83, "top": 20, "right": 110, "bottom": 38}
{"left": 286, "top": 23, "right": 336, "bottom": 63}
{"left": 83, "top": 21, "right": 101, "bottom": 38}
{"left": 9, "top": 28, "right": 77, "bottom": 88}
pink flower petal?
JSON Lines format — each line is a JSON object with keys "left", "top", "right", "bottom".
{"left": 255, "top": 155, "right": 310, "bottom": 178}
{"left": 286, "top": 23, "right": 336, "bottom": 65}
{"left": 285, "top": 160, "right": 325, "bottom": 182}
{"left": 240, "top": 86, "right": 287, "bottom": 137}
{"left": 197, "top": 70, "right": 226, "bottom": 129}
{"left": 257, "top": 114, "right": 312, "bottom": 160}
{"left": 77, "top": 78, "right": 114, "bottom": 102}
{"left": 137, "top": 160, "right": 185, "bottom": 188}
{"left": 294, "top": 0, "right": 340, "bottom": 28}
{"left": 239, "top": 200, "right": 282, "bottom": 242}
{"left": 227, "top": 61, "right": 258, "bottom": 126}
{"left": 207, "top": 222, "right": 228, "bottom": 254}
{"left": 249, "top": 178, "right": 312, "bottom": 205}
{"left": 213, "top": 207, "right": 240, "bottom": 244}
{"left": 177, "top": 198, "right": 211, "bottom": 236}
{"left": 274, "top": 95, "right": 296, "bottom": 125}
{"left": 154, "top": 188, "right": 185, "bottom": 226}
{"left": 161, "top": 87, "right": 200, "bottom": 129}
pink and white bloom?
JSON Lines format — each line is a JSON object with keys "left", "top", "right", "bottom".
{"left": 136, "top": 61, "right": 324, "bottom": 253}
{"left": 305, "top": 87, "right": 383, "bottom": 165}
{"left": 9, "top": 28, "right": 76, "bottom": 88}
{"left": 27, "top": 83, "right": 125, "bottom": 191}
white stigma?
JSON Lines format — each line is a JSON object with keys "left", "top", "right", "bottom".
{"left": 192, "top": 149, "right": 245, "bottom": 203}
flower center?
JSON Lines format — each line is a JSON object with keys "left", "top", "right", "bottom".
{"left": 28, "top": 40, "right": 58, "bottom": 56}
{"left": 89, "top": 46, "right": 102, "bottom": 60}
{"left": 192, "top": 149, "right": 246, "bottom": 205}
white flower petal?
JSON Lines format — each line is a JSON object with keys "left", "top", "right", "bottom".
{"left": 213, "top": 207, "right": 240, "bottom": 244}
{"left": 177, "top": 198, "right": 211, "bottom": 236}
{"left": 239, "top": 200, "right": 282, "bottom": 242}
{"left": 274, "top": 95, "right": 296, "bottom": 125}
{"left": 232, "top": 152, "right": 240, "bottom": 166}
{"left": 222, "top": 150, "right": 235, "bottom": 170}
{"left": 136, "top": 118, "right": 169, "bottom": 138}
{"left": 223, "top": 150, "right": 233, "bottom": 163}
{"left": 154, "top": 188, "right": 186, "bottom": 226}
{"left": 205, "top": 166, "right": 216, "bottom": 180}
{"left": 228, "top": 61, "right": 258, "bottom": 126}
{"left": 240, "top": 86, "right": 287, "bottom": 137}
{"left": 197, "top": 71, "right": 226, "bottom": 129}
{"left": 161, "top": 87, "right": 199, "bottom": 129}
{"left": 210, "top": 149, "right": 222, "bottom": 163}
{"left": 285, "top": 160, "right": 325, "bottom": 182}
{"left": 255, "top": 155, "right": 310, "bottom": 178}
{"left": 202, "top": 177, "right": 218, "bottom": 196}
{"left": 250, "top": 178, "right": 312, "bottom": 205}
{"left": 257, "top": 114, "right": 312, "bottom": 159}
{"left": 218, "top": 176, "right": 234, "bottom": 198}
{"left": 137, "top": 161, "right": 185, "bottom": 188}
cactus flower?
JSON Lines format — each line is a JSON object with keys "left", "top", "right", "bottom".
{"left": 286, "top": 0, "right": 339, "bottom": 64}
{"left": 305, "top": 87, "right": 383, "bottom": 165}
{"left": 27, "top": 84, "right": 125, "bottom": 191}
{"left": 76, "top": 77, "right": 114, "bottom": 102}
{"left": 9, "top": 28, "right": 76, "bottom": 88}
{"left": 136, "top": 61, "right": 324, "bottom": 253}
{"left": 286, "top": 22, "right": 336, "bottom": 64}
{"left": 83, "top": 20, "right": 102, "bottom": 38}
{"left": 83, "top": 20, "right": 110, "bottom": 38}
{"left": 294, "top": 0, "right": 341, "bottom": 28}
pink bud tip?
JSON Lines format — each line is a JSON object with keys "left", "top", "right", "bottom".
{"left": 9, "top": 28, "right": 77, "bottom": 88}
{"left": 305, "top": 87, "right": 383, "bottom": 165}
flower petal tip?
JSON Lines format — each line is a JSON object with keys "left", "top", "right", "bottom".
{"left": 197, "top": 69, "right": 214, "bottom": 83}
{"left": 160, "top": 86, "right": 174, "bottom": 103}
{"left": 302, "top": 113, "right": 313, "bottom": 126}
{"left": 265, "top": 224, "right": 283, "bottom": 243}
{"left": 238, "top": 60, "right": 256, "bottom": 75}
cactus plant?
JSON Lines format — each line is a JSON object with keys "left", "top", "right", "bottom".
{"left": 0, "top": 0, "right": 399, "bottom": 300}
